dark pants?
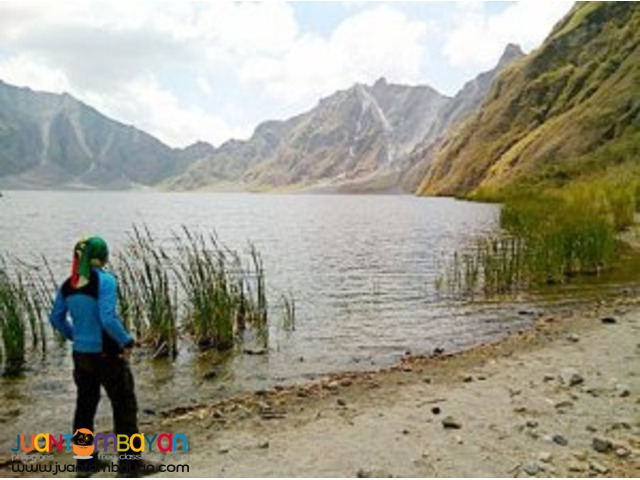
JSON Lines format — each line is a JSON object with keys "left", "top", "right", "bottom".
{"left": 72, "top": 352, "right": 140, "bottom": 469}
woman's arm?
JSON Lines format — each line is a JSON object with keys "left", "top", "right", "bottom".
{"left": 48, "top": 289, "right": 73, "bottom": 340}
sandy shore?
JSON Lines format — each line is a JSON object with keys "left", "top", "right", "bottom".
{"left": 2, "top": 295, "right": 639, "bottom": 478}
{"left": 149, "top": 296, "right": 639, "bottom": 478}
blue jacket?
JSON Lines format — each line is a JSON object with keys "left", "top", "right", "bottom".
{"left": 49, "top": 268, "right": 134, "bottom": 354}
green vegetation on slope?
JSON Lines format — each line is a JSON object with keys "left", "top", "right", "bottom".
{"left": 418, "top": 2, "right": 640, "bottom": 199}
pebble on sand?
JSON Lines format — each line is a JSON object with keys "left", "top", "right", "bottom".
{"left": 538, "top": 452, "right": 552, "bottom": 463}
{"left": 559, "top": 369, "right": 584, "bottom": 387}
{"left": 521, "top": 461, "right": 541, "bottom": 475}
{"left": 615, "top": 447, "right": 630, "bottom": 458}
{"left": 326, "top": 381, "right": 340, "bottom": 392}
{"left": 442, "top": 416, "right": 462, "bottom": 429}
{"left": 552, "top": 434, "right": 568, "bottom": 446}
{"left": 591, "top": 437, "right": 612, "bottom": 453}
{"left": 568, "top": 373, "right": 584, "bottom": 386}
{"left": 615, "top": 383, "right": 631, "bottom": 397}
{"left": 572, "top": 450, "right": 588, "bottom": 461}
{"left": 567, "top": 461, "right": 587, "bottom": 472}
{"left": 554, "top": 400, "right": 574, "bottom": 411}
{"left": 589, "top": 460, "right": 609, "bottom": 474}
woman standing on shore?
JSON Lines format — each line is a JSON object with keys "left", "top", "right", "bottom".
{"left": 49, "top": 236, "right": 141, "bottom": 477}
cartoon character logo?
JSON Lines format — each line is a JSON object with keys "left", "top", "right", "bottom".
{"left": 72, "top": 428, "right": 95, "bottom": 459}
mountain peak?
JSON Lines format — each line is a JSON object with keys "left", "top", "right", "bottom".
{"left": 373, "top": 77, "right": 388, "bottom": 89}
{"left": 498, "top": 43, "right": 524, "bottom": 68}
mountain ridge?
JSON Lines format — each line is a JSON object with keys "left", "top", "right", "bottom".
{"left": 168, "top": 45, "right": 522, "bottom": 193}
{"left": 0, "top": 43, "right": 523, "bottom": 192}
{"left": 0, "top": 80, "right": 213, "bottom": 189}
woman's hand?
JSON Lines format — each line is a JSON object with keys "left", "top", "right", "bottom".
{"left": 120, "top": 347, "right": 133, "bottom": 361}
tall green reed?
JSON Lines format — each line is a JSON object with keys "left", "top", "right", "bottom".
{"left": 174, "top": 229, "right": 236, "bottom": 350}
{"left": 244, "top": 244, "right": 269, "bottom": 345}
{"left": 0, "top": 256, "right": 52, "bottom": 376}
{"left": 0, "top": 270, "right": 27, "bottom": 376}
{"left": 174, "top": 229, "right": 270, "bottom": 351}
{"left": 115, "top": 226, "right": 178, "bottom": 358}
{"left": 501, "top": 192, "right": 616, "bottom": 281}
{"left": 437, "top": 179, "right": 635, "bottom": 299}
{"left": 279, "top": 292, "right": 296, "bottom": 333}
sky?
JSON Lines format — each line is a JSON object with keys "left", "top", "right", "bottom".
{"left": 0, "top": 1, "right": 574, "bottom": 148}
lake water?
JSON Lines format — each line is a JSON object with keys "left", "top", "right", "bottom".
{"left": 0, "top": 191, "right": 544, "bottom": 446}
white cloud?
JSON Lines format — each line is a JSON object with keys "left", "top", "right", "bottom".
{"left": 196, "top": 75, "right": 213, "bottom": 97}
{"left": 444, "top": 1, "right": 574, "bottom": 69}
{"left": 0, "top": 1, "right": 297, "bottom": 146}
{"left": 332, "top": 7, "right": 427, "bottom": 82}
{"left": 194, "top": 2, "right": 298, "bottom": 55}
{"left": 239, "top": 6, "right": 429, "bottom": 108}
{"left": 84, "top": 78, "right": 251, "bottom": 148}
{"left": 0, "top": 1, "right": 576, "bottom": 147}
{"left": 1, "top": 2, "right": 429, "bottom": 143}
{"left": 0, "top": 54, "right": 70, "bottom": 92}
{"left": 0, "top": 55, "right": 248, "bottom": 147}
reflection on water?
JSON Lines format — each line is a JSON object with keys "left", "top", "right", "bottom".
{"left": 0, "top": 190, "right": 583, "bottom": 448}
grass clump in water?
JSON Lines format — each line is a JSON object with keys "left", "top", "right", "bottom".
{"left": 115, "top": 226, "right": 277, "bottom": 356}
{"left": 0, "top": 270, "right": 27, "bottom": 376}
{"left": 115, "top": 227, "right": 178, "bottom": 359}
{"left": 0, "top": 257, "right": 52, "bottom": 376}
{"left": 175, "top": 229, "right": 269, "bottom": 351}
